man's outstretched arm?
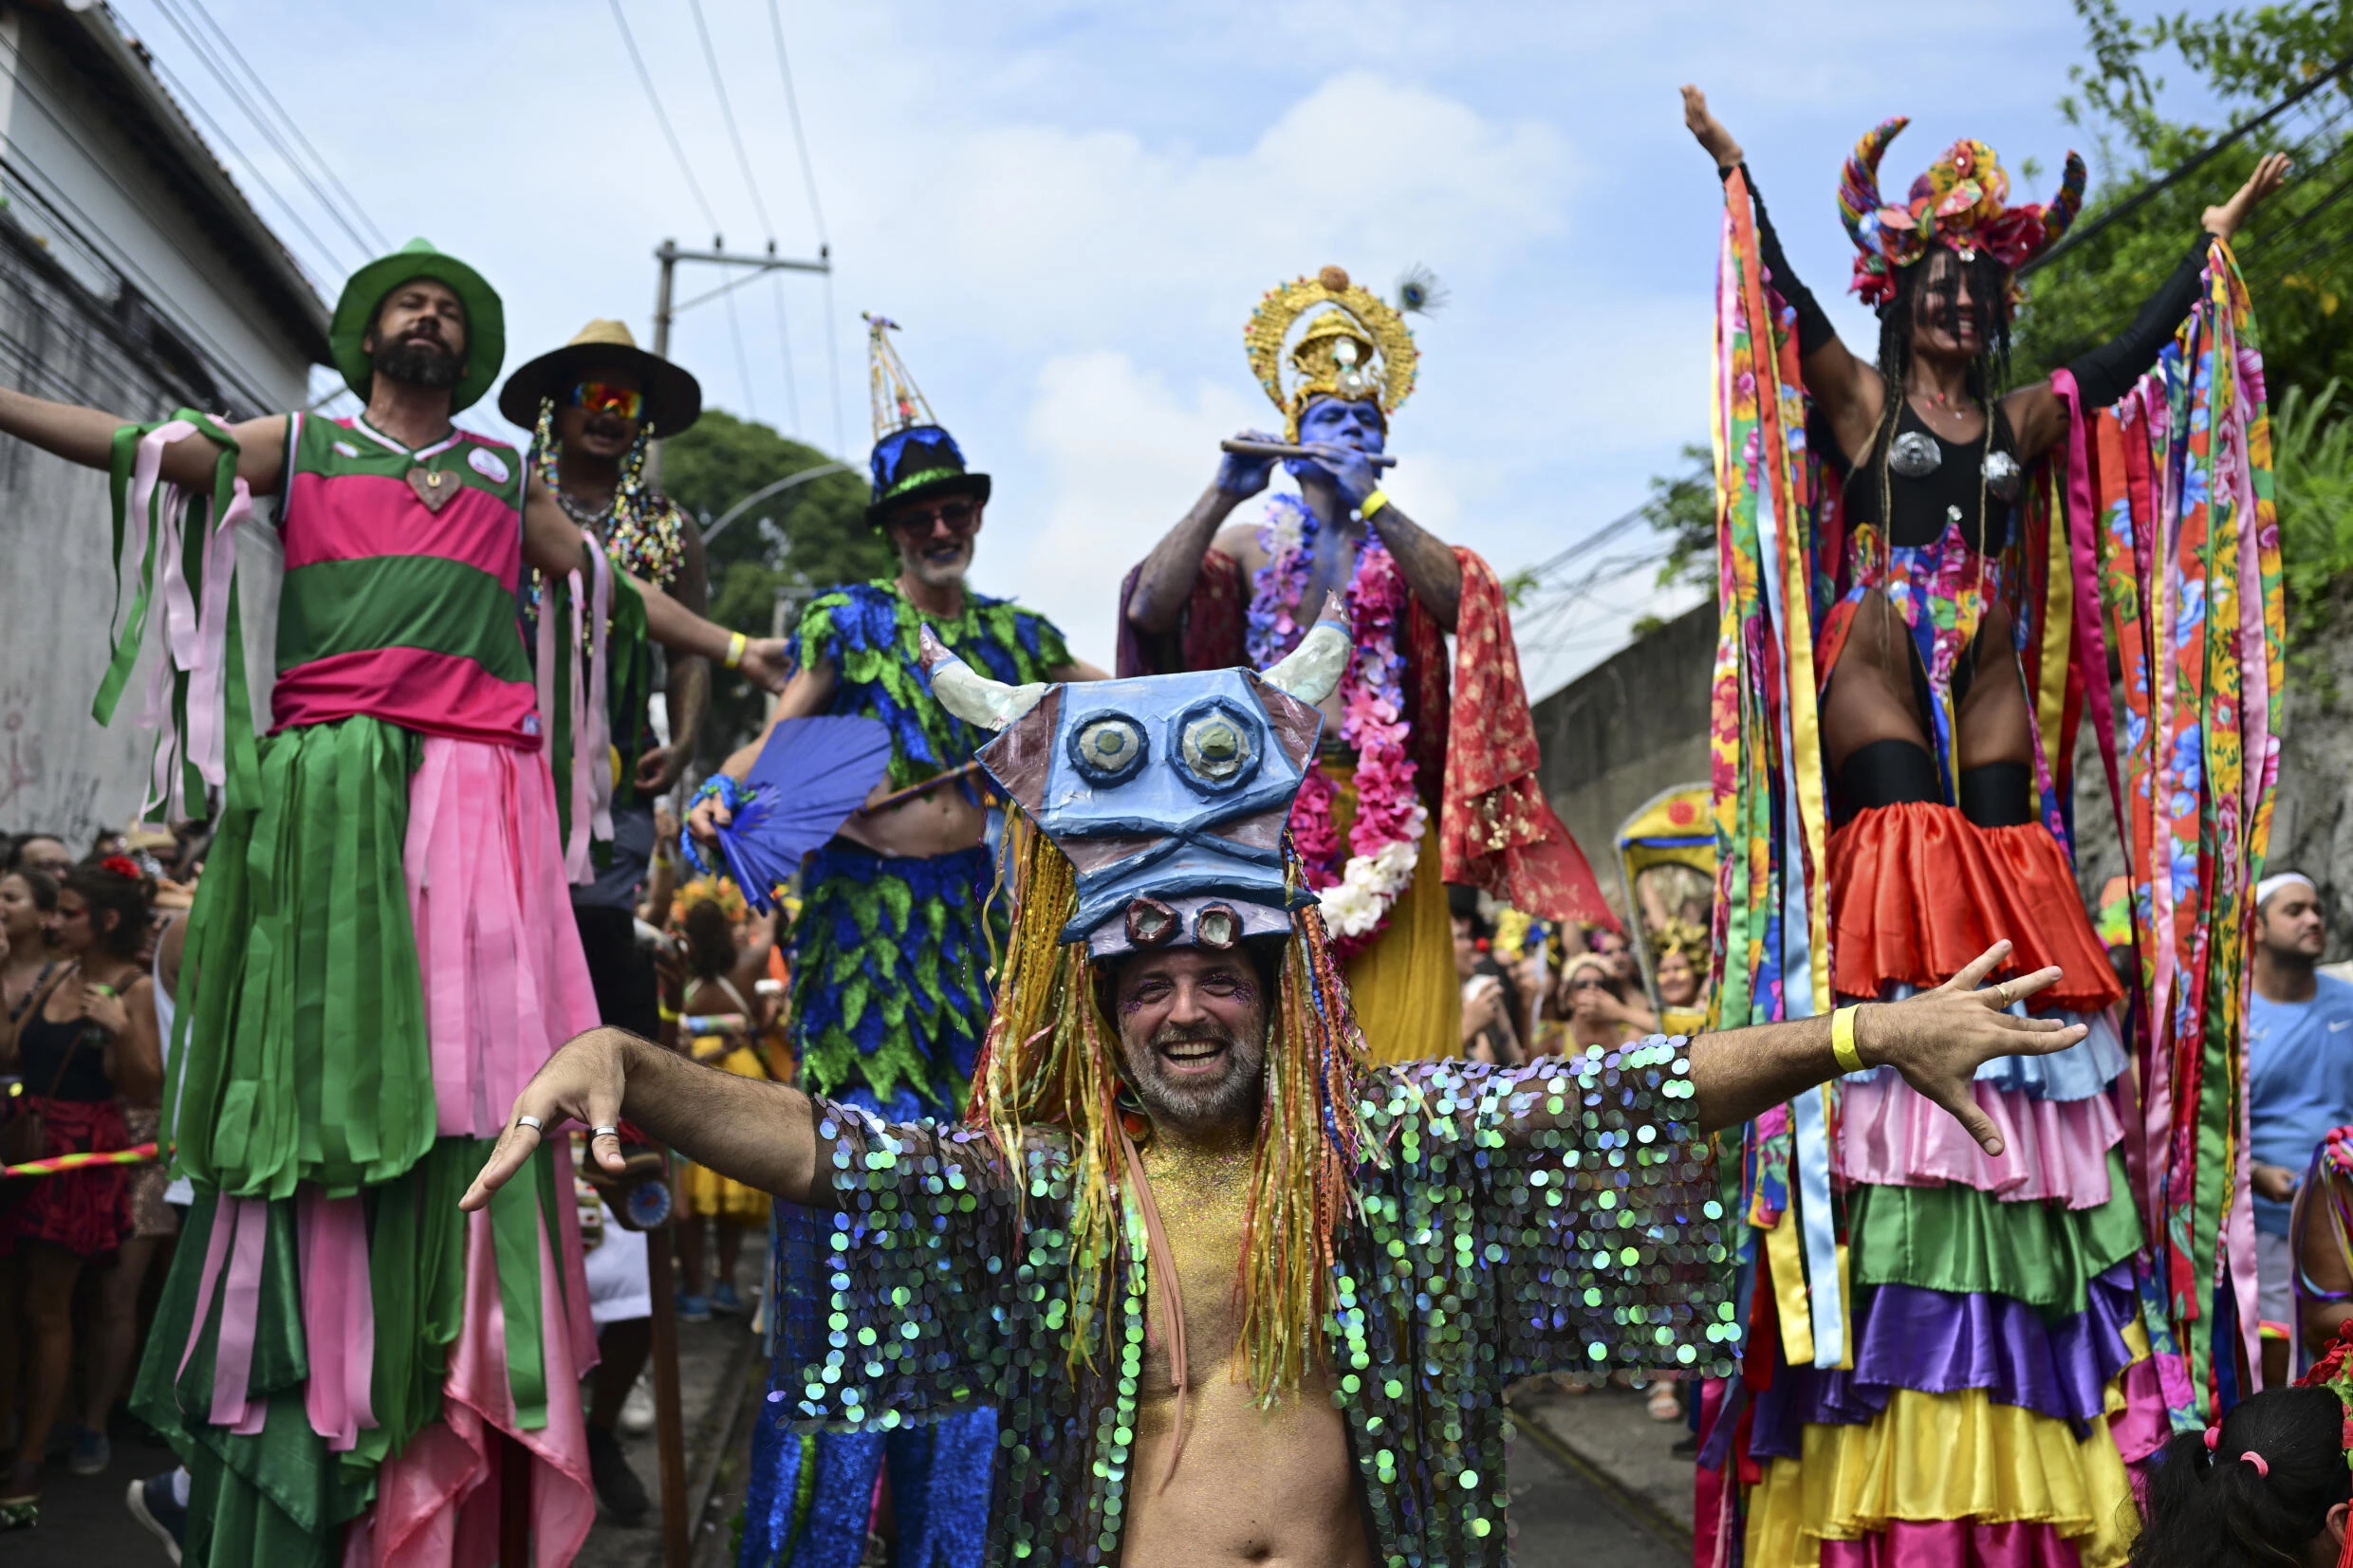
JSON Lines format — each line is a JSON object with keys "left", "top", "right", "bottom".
{"left": 461, "top": 1027, "right": 822, "bottom": 1211}
{"left": 1688, "top": 941, "right": 2085, "bottom": 1157}
{"left": 0, "top": 386, "right": 287, "bottom": 492}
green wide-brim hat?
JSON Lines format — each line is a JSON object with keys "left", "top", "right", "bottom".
{"left": 330, "top": 238, "right": 505, "bottom": 414}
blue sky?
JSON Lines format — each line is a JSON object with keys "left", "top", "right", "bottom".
{"left": 106, "top": 0, "right": 2229, "bottom": 693}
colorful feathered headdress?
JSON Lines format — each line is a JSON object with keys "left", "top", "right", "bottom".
{"left": 920, "top": 608, "right": 1375, "bottom": 1406}
{"left": 1838, "top": 118, "right": 2087, "bottom": 305}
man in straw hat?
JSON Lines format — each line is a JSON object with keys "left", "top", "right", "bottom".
{"left": 687, "top": 314, "right": 1102, "bottom": 1565}
{"left": 0, "top": 239, "right": 787, "bottom": 1559}
{"left": 501, "top": 318, "right": 711, "bottom": 1522}
{"left": 473, "top": 598, "right": 2093, "bottom": 1567}
{"left": 1122, "top": 265, "right": 1613, "bottom": 1070}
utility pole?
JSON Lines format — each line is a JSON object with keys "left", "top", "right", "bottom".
{"left": 646, "top": 237, "right": 829, "bottom": 486}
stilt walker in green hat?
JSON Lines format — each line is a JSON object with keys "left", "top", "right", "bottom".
{"left": 0, "top": 239, "right": 788, "bottom": 1564}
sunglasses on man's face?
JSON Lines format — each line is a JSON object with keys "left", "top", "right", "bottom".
{"left": 568, "top": 381, "right": 644, "bottom": 421}
{"left": 1566, "top": 977, "right": 1606, "bottom": 992}
{"left": 888, "top": 501, "right": 978, "bottom": 535}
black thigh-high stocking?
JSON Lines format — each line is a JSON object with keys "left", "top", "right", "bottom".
{"left": 1832, "top": 739, "right": 1940, "bottom": 827}
{"left": 1958, "top": 762, "right": 2035, "bottom": 828}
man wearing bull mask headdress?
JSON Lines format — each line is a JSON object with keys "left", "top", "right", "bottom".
{"left": 470, "top": 593, "right": 2097, "bottom": 1567}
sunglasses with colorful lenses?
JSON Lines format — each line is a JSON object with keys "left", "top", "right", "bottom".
{"left": 568, "top": 381, "right": 644, "bottom": 420}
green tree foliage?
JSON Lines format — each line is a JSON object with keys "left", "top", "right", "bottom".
{"left": 2019, "top": 1, "right": 2353, "bottom": 643}
{"left": 1645, "top": 441, "right": 1716, "bottom": 594}
{"left": 2016, "top": 0, "right": 2353, "bottom": 400}
{"left": 658, "top": 410, "right": 890, "bottom": 763}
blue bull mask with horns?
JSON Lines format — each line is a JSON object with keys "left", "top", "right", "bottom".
{"left": 917, "top": 599, "right": 1350, "bottom": 957}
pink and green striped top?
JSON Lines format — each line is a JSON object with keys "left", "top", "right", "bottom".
{"left": 271, "top": 413, "right": 540, "bottom": 750}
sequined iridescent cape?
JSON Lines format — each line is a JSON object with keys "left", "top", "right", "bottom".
{"left": 769, "top": 1043, "right": 1733, "bottom": 1566}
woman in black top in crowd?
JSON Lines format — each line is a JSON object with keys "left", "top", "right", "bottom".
{"left": 0, "top": 867, "right": 58, "bottom": 1029}
{"left": 0, "top": 858, "right": 159, "bottom": 1524}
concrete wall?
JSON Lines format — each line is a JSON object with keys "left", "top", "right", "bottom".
{"left": 0, "top": 6, "right": 312, "bottom": 845}
{"left": 1529, "top": 600, "right": 1716, "bottom": 917}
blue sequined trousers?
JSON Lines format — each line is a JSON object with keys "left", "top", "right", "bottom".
{"left": 738, "top": 846, "right": 998, "bottom": 1568}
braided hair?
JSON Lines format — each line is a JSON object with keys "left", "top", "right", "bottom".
{"left": 1867, "top": 246, "right": 2016, "bottom": 536}
{"left": 2131, "top": 1387, "right": 2352, "bottom": 1568}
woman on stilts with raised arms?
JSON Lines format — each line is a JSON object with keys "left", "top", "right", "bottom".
{"left": 1683, "top": 85, "right": 2288, "bottom": 1567}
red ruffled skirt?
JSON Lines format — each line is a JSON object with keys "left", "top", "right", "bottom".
{"left": 0, "top": 1097, "right": 132, "bottom": 1259}
{"left": 1828, "top": 802, "right": 2122, "bottom": 1016}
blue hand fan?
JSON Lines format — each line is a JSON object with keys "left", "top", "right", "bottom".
{"left": 712, "top": 715, "right": 893, "bottom": 912}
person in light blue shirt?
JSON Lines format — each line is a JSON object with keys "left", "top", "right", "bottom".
{"left": 2248, "top": 870, "right": 2353, "bottom": 1386}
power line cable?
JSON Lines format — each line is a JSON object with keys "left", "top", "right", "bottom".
{"left": 120, "top": 34, "right": 348, "bottom": 280}
{"left": 687, "top": 0, "right": 774, "bottom": 241}
{"left": 2024, "top": 47, "right": 2353, "bottom": 277}
{"left": 771, "top": 274, "right": 801, "bottom": 434}
{"left": 765, "top": 0, "right": 827, "bottom": 246}
{"left": 722, "top": 281, "right": 759, "bottom": 420}
{"left": 143, "top": 0, "right": 379, "bottom": 261}
{"left": 166, "top": 0, "right": 389, "bottom": 251}
{"left": 608, "top": 0, "right": 721, "bottom": 235}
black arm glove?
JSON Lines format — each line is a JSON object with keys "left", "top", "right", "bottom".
{"left": 1722, "top": 162, "right": 1836, "bottom": 358}
{"left": 2063, "top": 234, "right": 2214, "bottom": 409}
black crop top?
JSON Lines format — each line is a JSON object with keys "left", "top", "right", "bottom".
{"left": 18, "top": 1005, "right": 113, "bottom": 1101}
{"left": 1833, "top": 400, "right": 2021, "bottom": 555}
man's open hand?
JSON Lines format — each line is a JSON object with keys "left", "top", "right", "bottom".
{"left": 461, "top": 1028, "right": 635, "bottom": 1210}
{"left": 1860, "top": 941, "right": 2086, "bottom": 1157}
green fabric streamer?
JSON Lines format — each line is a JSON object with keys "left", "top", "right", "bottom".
{"left": 1847, "top": 1150, "right": 2144, "bottom": 1312}
{"left": 131, "top": 1140, "right": 563, "bottom": 1562}
{"left": 169, "top": 716, "right": 432, "bottom": 1200}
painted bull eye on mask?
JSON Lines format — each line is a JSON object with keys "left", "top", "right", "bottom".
{"left": 1172, "top": 700, "right": 1262, "bottom": 794}
{"left": 1069, "top": 713, "right": 1148, "bottom": 784}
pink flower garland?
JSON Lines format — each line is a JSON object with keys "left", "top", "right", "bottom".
{"left": 1249, "top": 497, "right": 1423, "bottom": 960}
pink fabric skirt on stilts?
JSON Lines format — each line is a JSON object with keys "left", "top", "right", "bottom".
{"left": 348, "top": 735, "right": 602, "bottom": 1566}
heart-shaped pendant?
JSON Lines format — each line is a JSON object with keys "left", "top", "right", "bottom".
{"left": 407, "top": 467, "right": 459, "bottom": 513}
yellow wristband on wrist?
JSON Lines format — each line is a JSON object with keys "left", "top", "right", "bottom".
{"left": 658, "top": 1004, "right": 682, "bottom": 1023}
{"left": 1358, "top": 488, "right": 1390, "bottom": 520}
{"left": 724, "top": 631, "right": 747, "bottom": 670}
{"left": 1831, "top": 1005, "right": 1864, "bottom": 1076}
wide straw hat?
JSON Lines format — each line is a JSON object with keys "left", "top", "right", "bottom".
{"left": 497, "top": 319, "right": 702, "bottom": 434}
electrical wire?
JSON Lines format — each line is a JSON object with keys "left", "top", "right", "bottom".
{"left": 2025, "top": 47, "right": 2353, "bottom": 276}
{"left": 608, "top": 0, "right": 721, "bottom": 235}
{"left": 688, "top": 0, "right": 774, "bottom": 242}
{"left": 722, "top": 281, "right": 759, "bottom": 421}
{"left": 765, "top": 0, "right": 827, "bottom": 247}
{"left": 156, "top": 0, "right": 388, "bottom": 252}
{"left": 119, "top": 32, "right": 348, "bottom": 281}
{"left": 143, "top": 0, "right": 379, "bottom": 262}
{"left": 771, "top": 273, "right": 801, "bottom": 434}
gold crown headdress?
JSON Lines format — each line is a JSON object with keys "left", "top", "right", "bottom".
{"left": 1244, "top": 265, "right": 1421, "bottom": 442}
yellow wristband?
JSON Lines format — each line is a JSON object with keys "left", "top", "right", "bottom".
{"left": 1831, "top": 1005, "right": 1864, "bottom": 1076}
{"left": 724, "top": 631, "right": 747, "bottom": 670}
{"left": 1358, "top": 488, "right": 1390, "bottom": 519}
{"left": 658, "top": 1004, "right": 681, "bottom": 1023}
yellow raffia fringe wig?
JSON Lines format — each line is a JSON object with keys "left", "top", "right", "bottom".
{"left": 966, "top": 807, "right": 1379, "bottom": 1402}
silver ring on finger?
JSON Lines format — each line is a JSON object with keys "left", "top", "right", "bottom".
{"left": 515, "top": 1115, "right": 545, "bottom": 1133}
{"left": 591, "top": 1125, "right": 621, "bottom": 1141}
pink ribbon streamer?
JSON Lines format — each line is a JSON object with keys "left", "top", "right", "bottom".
{"left": 123, "top": 420, "right": 251, "bottom": 819}
{"left": 299, "top": 1188, "right": 378, "bottom": 1451}
{"left": 176, "top": 1193, "right": 270, "bottom": 1432}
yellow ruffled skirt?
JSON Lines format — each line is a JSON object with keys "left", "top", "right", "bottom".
{"left": 1745, "top": 1384, "right": 2142, "bottom": 1568}
{"left": 682, "top": 1039, "right": 774, "bottom": 1222}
